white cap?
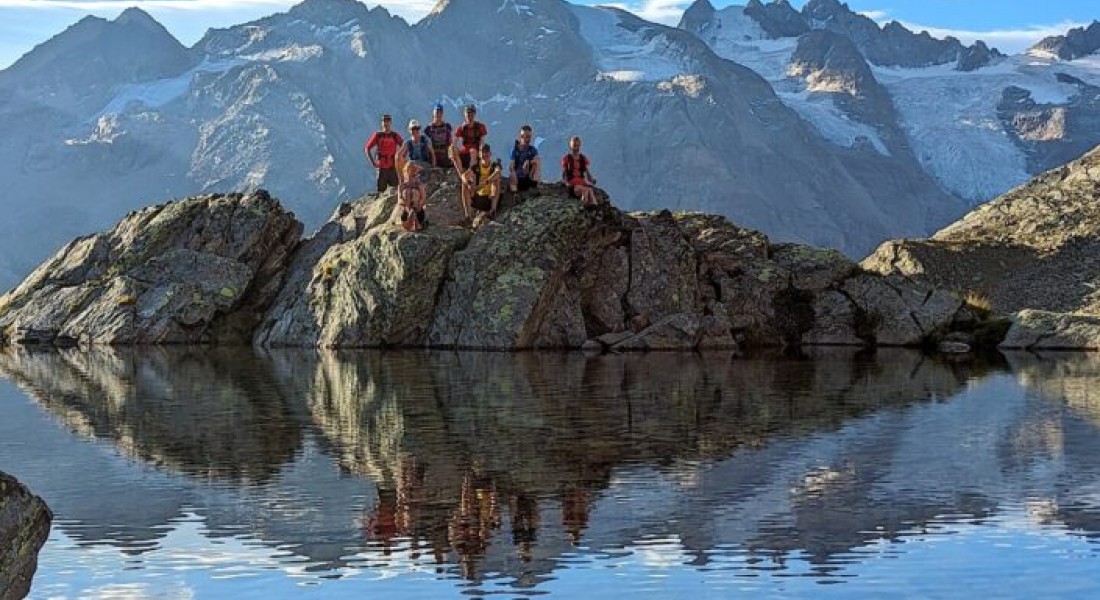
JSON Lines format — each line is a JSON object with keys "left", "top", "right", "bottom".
{"left": 408, "top": 119, "right": 420, "bottom": 129}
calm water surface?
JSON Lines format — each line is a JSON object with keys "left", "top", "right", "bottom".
{"left": 2, "top": 347, "right": 1100, "bottom": 598}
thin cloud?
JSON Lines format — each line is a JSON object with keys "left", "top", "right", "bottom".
{"left": 858, "top": 10, "right": 888, "bottom": 21}
{"left": 602, "top": 0, "right": 689, "bottom": 25}
{"left": 894, "top": 19, "right": 1089, "bottom": 54}
{"left": 0, "top": 0, "right": 436, "bottom": 15}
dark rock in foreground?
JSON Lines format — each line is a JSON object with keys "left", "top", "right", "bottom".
{"left": 3, "top": 180, "right": 978, "bottom": 351}
{"left": 0, "top": 471, "right": 52, "bottom": 600}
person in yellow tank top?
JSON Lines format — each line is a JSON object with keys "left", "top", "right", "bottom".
{"left": 461, "top": 144, "right": 501, "bottom": 220}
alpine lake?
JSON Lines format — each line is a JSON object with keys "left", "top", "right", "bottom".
{"left": 3, "top": 346, "right": 1100, "bottom": 599}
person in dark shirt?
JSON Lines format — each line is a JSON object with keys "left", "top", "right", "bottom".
{"left": 508, "top": 124, "right": 541, "bottom": 198}
{"left": 424, "top": 104, "right": 455, "bottom": 170}
{"left": 365, "top": 113, "right": 404, "bottom": 192}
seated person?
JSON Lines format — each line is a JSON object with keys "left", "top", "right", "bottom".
{"left": 397, "top": 162, "right": 427, "bottom": 230}
{"left": 561, "top": 135, "right": 598, "bottom": 206}
{"left": 508, "top": 124, "right": 541, "bottom": 196}
{"left": 461, "top": 144, "right": 501, "bottom": 219}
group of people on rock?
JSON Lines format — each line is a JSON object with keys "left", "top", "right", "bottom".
{"left": 364, "top": 104, "right": 599, "bottom": 231}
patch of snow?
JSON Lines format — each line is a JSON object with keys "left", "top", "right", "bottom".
{"left": 498, "top": 0, "right": 533, "bottom": 16}
{"left": 573, "top": 5, "right": 690, "bottom": 83}
{"left": 703, "top": 5, "right": 767, "bottom": 46}
{"left": 96, "top": 58, "right": 242, "bottom": 119}
{"left": 778, "top": 89, "right": 890, "bottom": 155}
{"left": 877, "top": 54, "right": 1100, "bottom": 202}
{"left": 244, "top": 44, "right": 324, "bottom": 63}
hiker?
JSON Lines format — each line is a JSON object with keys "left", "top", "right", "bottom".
{"left": 462, "top": 144, "right": 501, "bottom": 219}
{"left": 365, "top": 113, "right": 403, "bottom": 192}
{"left": 454, "top": 104, "right": 488, "bottom": 173}
{"left": 397, "top": 162, "right": 427, "bottom": 231}
{"left": 508, "top": 124, "right": 541, "bottom": 197}
{"left": 397, "top": 119, "right": 432, "bottom": 182}
{"left": 424, "top": 104, "right": 455, "bottom": 170}
{"left": 561, "top": 135, "right": 598, "bottom": 206}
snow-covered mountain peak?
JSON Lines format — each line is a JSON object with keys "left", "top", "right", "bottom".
{"left": 1028, "top": 21, "right": 1100, "bottom": 61}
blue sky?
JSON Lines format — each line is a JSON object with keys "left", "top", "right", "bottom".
{"left": 0, "top": 0, "right": 1096, "bottom": 69}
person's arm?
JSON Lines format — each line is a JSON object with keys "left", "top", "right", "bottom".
{"left": 586, "top": 158, "right": 597, "bottom": 185}
{"left": 365, "top": 133, "right": 378, "bottom": 168}
{"left": 396, "top": 140, "right": 409, "bottom": 160}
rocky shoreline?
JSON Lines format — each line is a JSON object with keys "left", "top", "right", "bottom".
{"left": 0, "top": 471, "right": 52, "bottom": 600}
{"left": 0, "top": 173, "right": 1004, "bottom": 352}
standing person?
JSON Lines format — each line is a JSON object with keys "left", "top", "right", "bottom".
{"left": 561, "top": 135, "right": 598, "bottom": 206}
{"left": 424, "top": 104, "right": 455, "bottom": 170}
{"left": 508, "top": 124, "right": 541, "bottom": 199}
{"left": 454, "top": 104, "right": 488, "bottom": 173}
{"left": 365, "top": 113, "right": 403, "bottom": 193}
{"left": 461, "top": 144, "right": 501, "bottom": 220}
{"left": 397, "top": 119, "right": 432, "bottom": 182}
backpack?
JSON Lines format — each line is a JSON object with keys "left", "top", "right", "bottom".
{"left": 562, "top": 153, "right": 588, "bottom": 181}
{"left": 406, "top": 134, "right": 431, "bottom": 162}
{"left": 458, "top": 122, "right": 486, "bottom": 150}
{"left": 375, "top": 131, "right": 399, "bottom": 157}
{"left": 425, "top": 122, "right": 452, "bottom": 149}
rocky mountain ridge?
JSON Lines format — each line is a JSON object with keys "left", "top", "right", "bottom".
{"left": 863, "top": 143, "right": 1100, "bottom": 349}
{"left": 0, "top": 182, "right": 983, "bottom": 352}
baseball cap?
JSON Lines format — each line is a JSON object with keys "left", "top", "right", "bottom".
{"left": 434, "top": 104, "right": 444, "bottom": 111}
{"left": 408, "top": 119, "right": 420, "bottom": 129}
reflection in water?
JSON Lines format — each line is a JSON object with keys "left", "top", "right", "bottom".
{"left": 3, "top": 347, "right": 1100, "bottom": 595}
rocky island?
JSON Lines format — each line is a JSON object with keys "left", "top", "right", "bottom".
{"left": 5, "top": 145, "right": 1100, "bottom": 352}
{"left": 0, "top": 173, "right": 987, "bottom": 352}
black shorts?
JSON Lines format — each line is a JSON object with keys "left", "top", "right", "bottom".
{"left": 377, "top": 167, "right": 399, "bottom": 192}
{"left": 459, "top": 153, "right": 474, "bottom": 171}
{"left": 516, "top": 177, "right": 537, "bottom": 192}
{"left": 471, "top": 194, "right": 493, "bottom": 212}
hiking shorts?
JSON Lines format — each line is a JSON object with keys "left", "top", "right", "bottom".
{"left": 432, "top": 149, "right": 453, "bottom": 169}
{"left": 516, "top": 177, "right": 537, "bottom": 192}
{"left": 377, "top": 167, "right": 399, "bottom": 192}
{"left": 471, "top": 194, "right": 493, "bottom": 212}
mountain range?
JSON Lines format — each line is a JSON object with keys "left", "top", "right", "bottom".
{"left": 1, "top": 0, "right": 1099, "bottom": 291}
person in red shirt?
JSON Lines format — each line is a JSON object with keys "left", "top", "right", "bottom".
{"left": 561, "top": 135, "right": 598, "bottom": 206}
{"left": 365, "top": 113, "right": 404, "bottom": 193}
{"left": 453, "top": 104, "right": 488, "bottom": 173}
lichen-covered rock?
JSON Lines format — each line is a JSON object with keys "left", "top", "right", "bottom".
{"left": 256, "top": 185, "right": 471, "bottom": 348}
{"left": 427, "top": 195, "right": 607, "bottom": 349}
{"left": 625, "top": 210, "right": 701, "bottom": 322}
{"left": 1000, "top": 309, "right": 1100, "bottom": 350}
{"left": 610, "top": 313, "right": 702, "bottom": 351}
{"left": 0, "top": 191, "right": 301, "bottom": 345}
{"left": 841, "top": 274, "right": 963, "bottom": 346}
{"left": 863, "top": 145, "right": 1100, "bottom": 316}
{"left": 0, "top": 471, "right": 52, "bottom": 600}
{"left": 3, "top": 182, "right": 980, "bottom": 351}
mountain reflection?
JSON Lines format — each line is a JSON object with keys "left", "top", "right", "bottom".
{"left": 8, "top": 346, "right": 1100, "bottom": 585}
